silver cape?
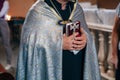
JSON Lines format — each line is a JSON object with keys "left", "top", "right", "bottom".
{"left": 16, "top": 0, "right": 101, "bottom": 80}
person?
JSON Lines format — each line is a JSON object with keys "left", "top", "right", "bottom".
{"left": 111, "top": 3, "right": 120, "bottom": 80}
{"left": 0, "top": 0, "right": 13, "bottom": 70}
{"left": 16, "top": 0, "right": 101, "bottom": 80}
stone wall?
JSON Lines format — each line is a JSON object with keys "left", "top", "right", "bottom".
{"left": 97, "top": 0, "right": 119, "bottom": 9}
{"left": 79, "top": 0, "right": 97, "bottom": 5}
{"left": 7, "top": 0, "right": 119, "bottom": 17}
{"left": 79, "top": 0, "right": 119, "bottom": 9}
{"left": 8, "top": 0, "right": 35, "bottom": 17}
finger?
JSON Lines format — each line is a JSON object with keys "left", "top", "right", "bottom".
{"left": 68, "top": 44, "right": 76, "bottom": 50}
{"left": 74, "top": 45, "right": 85, "bottom": 50}
{"left": 75, "top": 32, "right": 86, "bottom": 41}
{"left": 63, "top": 33, "right": 66, "bottom": 37}
{"left": 74, "top": 36, "right": 82, "bottom": 41}
{"left": 73, "top": 39, "right": 86, "bottom": 45}
{"left": 69, "top": 32, "right": 78, "bottom": 40}
{"left": 74, "top": 35, "right": 86, "bottom": 41}
{"left": 80, "top": 28, "right": 85, "bottom": 34}
{"left": 73, "top": 42, "right": 86, "bottom": 49}
{"left": 110, "top": 58, "right": 113, "bottom": 64}
{"left": 70, "top": 47, "right": 75, "bottom": 50}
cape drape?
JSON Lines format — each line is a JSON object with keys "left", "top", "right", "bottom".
{"left": 16, "top": 0, "right": 101, "bottom": 80}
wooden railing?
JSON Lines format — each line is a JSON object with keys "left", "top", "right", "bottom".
{"left": 87, "top": 22, "right": 115, "bottom": 80}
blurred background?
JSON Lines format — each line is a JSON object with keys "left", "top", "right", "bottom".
{"left": 0, "top": 0, "right": 119, "bottom": 80}
{"left": 8, "top": 0, "right": 119, "bottom": 17}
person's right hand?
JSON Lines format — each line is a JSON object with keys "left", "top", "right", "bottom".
{"left": 111, "top": 54, "right": 118, "bottom": 69}
{"left": 62, "top": 33, "right": 78, "bottom": 50}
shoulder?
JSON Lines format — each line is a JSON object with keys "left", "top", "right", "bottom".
{"left": 30, "top": 0, "right": 46, "bottom": 10}
{"left": 25, "top": 1, "right": 50, "bottom": 20}
{"left": 116, "top": 3, "right": 120, "bottom": 17}
{"left": 75, "top": 2, "right": 84, "bottom": 13}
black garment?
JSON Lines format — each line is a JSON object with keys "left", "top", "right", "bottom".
{"left": 116, "top": 49, "right": 120, "bottom": 80}
{"left": 0, "top": 72, "right": 15, "bottom": 80}
{"left": 44, "top": 0, "right": 74, "bottom": 20}
{"left": 45, "top": 0, "right": 85, "bottom": 80}
{"left": 62, "top": 49, "right": 85, "bottom": 80}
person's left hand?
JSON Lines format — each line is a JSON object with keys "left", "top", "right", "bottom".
{"left": 72, "top": 28, "right": 87, "bottom": 50}
{"left": 110, "top": 53, "right": 118, "bottom": 69}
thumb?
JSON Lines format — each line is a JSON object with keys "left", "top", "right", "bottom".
{"left": 69, "top": 32, "right": 78, "bottom": 39}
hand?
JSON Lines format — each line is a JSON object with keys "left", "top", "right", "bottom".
{"left": 62, "top": 28, "right": 87, "bottom": 51}
{"left": 73, "top": 28, "right": 87, "bottom": 50}
{"left": 62, "top": 33, "right": 77, "bottom": 50}
{"left": 111, "top": 54, "right": 118, "bottom": 69}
